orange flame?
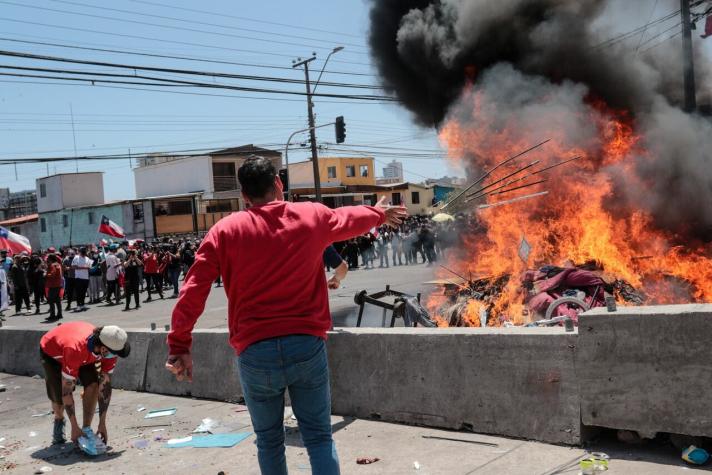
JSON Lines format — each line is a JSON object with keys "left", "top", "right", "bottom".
{"left": 433, "top": 91, "right": 712, "bottom": 326}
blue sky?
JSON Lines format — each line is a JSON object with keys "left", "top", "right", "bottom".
{"left": 0, "top": 0, "right": 456, "bottom": 200}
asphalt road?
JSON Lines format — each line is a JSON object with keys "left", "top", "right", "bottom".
{"left": 2, "top": 373, "right": 706, "bottom": 475}
{"left": 0, "top": 262, "right": 437, "bottom": 331}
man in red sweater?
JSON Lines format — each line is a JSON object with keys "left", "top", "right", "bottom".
{"left": 166, "top": 157, "right": 406, "bottom": 474}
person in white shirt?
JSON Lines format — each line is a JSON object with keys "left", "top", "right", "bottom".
{"left": 71, "top": 247, "right": 93, "bottom": 312}
{"left": 104, "top": 246, "right": 122, "bottom": 306}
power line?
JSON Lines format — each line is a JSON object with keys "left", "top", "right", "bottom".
{"left": 128, "top": 0, "right": 365, "bottom": 40}
{"left": 0, "top": 69, "right": 392, "bottom": 102}
{"left": 0, "top": 36, "right": 376, "bottom": 77}
{"left": 593, "top": 9, "right": 679, "bottom": 48}
{"left": 0, "top": 50, "right": 395, "bottom": 100}
{"left": 49, "top": 0, "right": 370, "bottom": 52}
{"left": 0, "top": 17, "right": 373, "bottom": 67}
{"left": 635, "top": 0, "right": 661, "bottom": 54}
{"left": 0, "top": 0, "right": 369, "bottom": 58}
{"left": 0, "top": 55, "right": 382, "bottom": 90}
{"left": 0, "top": 79, "right": 398, "bottom": 105}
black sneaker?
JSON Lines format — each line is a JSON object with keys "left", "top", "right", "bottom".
{"left": 52, "top": 418, "right": 66, "bottom": 445}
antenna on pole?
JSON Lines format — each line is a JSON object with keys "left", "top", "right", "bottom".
{"left": 70, "top": 103, "right": 79, "bottom": 172}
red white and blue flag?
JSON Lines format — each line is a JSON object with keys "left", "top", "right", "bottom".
{"left": 98, "top": 215, "right": 125, "bottom": 238}
{"left": 0, "top": 226, "right": 32, "bottom": 254}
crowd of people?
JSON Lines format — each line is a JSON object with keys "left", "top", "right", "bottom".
{"left": 0, "top": 212, "right": 478, "bottom": 323}
{"left": 0, "top": 238, "right": 206, "bottom": 322}
{"left": 333, "top": 215, "right": 467, "bottom": 270}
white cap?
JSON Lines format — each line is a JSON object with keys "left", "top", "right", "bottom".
{"left": 99, "top": 326, "right": 129, "bottom": 355}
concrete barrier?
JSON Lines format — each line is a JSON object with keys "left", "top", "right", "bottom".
{"left": 577, "top": 304, "right": 712, "bottom": 438}
{"left": 0, "top": 328, "right": 44, "bottom": 377}
{"left": 327, "top": 327, "right": 580, "bottom": 445}
{"left": 3, "top": 305, "right": 712, "bottom": 446}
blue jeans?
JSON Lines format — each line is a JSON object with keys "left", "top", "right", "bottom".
{"left": 168, "top": 268, "right": 180, "bottom": 295}
{"left": 237, "top": 335, "right": 340, "bottom": 475}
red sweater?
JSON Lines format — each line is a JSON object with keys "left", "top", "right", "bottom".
{"left": 168, "top": 201, "right": 385, "bottom": 355}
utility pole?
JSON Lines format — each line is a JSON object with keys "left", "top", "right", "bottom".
{"left": 292, "top": 56, "right": 322, "bottom": 202}
{"left": 681, "top": 0, "right": 697, "bottom": 113}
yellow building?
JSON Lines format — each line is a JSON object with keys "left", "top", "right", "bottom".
{"left": 288, "top": 156, "right": 375, "bottom": 187}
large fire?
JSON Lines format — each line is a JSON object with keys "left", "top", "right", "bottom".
{"left": 430, "top": 86, "right": 712, "bottom": 327}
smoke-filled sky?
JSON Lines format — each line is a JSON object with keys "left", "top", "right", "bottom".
{"left": 368, "top": 0, "right": 712, "bottom": 239}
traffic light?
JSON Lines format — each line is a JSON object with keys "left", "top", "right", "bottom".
{"left": 278, "top": 168, "right": 289, "bottom": 190}
{"left": 335, "top": 116, "right": 346, "bottom": 144}
{"left": 278, "top": 168, "right": 290, "bottom": 201}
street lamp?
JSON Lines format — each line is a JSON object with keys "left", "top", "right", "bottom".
{"left": 313, "top": 46, "right": 345, "bottom": 94}
{"left": 291, "top": 46, "right": 344, "bottom": 203}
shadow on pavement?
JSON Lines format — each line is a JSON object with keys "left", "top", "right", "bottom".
{"left": 31, "top": 444, "right": 125, "bottom": 466}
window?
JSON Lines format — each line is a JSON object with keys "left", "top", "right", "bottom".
{"left": 411, "top": 191, "right": 420, "bottom": 204}
{"left": 133, "top": 203, "right": 144, "bottom": 223}
{"left": 39, "top": 183, "right": 46, "bottom": 198}
{"left": 327, "top": 166, "right": 337, "bottom": 179}
{"left": 345, "top": 165, "right": 356, "bottom": 177}
{"left": 212, "top": 162, "right": 237, "bottom": 191}
{"left": 360, "top": 165, "right": 369, "bottom": 177}
{"left": 88, "top": 212, "right": 95, "bottom": 225}
{"left": 62, "top": 214, "right": 68, "bottom": 228}
{"left": 392, "top": 192, "right": 402, "bottom": 206}
{"left": 40, "top": 217, "right": 46, "bottom": 233}
{"left": 155, "top": 199, "right": 193, "bottom": 216}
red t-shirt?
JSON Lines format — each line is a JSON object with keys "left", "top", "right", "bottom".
{"left": 143, "top": 254, "right": 159, "bottom": 274}
{"left": 45, "top": 262, "right": 62, "bottom": 288}
{"left": 168, "top": 201, "right": 385, "bottom": 355}
{"left": 40, "top": 321, "right": 117, "bottom": 380}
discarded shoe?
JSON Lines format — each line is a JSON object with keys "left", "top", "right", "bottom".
{"left": 682, "top": 445, "right": 710, "bottom": 465}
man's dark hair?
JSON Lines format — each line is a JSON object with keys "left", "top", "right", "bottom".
{"left": 238, "top": 157, "right": 277, "bottom": 200}
{"left": 92, "top": 326, "right": 104, "bottom": 347}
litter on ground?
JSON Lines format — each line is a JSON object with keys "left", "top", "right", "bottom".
{"left": 166, "top": 433, "right": 252, "bottom": 448}
{"left": 144, "top": 408, "right": 177, "bottom": 419}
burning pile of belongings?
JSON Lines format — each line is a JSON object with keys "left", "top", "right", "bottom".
{"left": 431, "top": 261, "right": 645, "bottom": 328}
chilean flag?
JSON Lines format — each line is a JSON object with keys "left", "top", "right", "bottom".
{"left": 0, "top": 226, "right": 32, "bottom": 254}
{"left": 98, "top": 215, "right": 125, "bottom": 238}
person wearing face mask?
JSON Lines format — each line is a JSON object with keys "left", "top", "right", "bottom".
{"left": 39, "top": 322, "right": 131, "bottom": 446}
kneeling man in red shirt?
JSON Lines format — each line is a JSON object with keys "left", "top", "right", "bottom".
{"left": 40, "top": 321, "right": 131, "bottom": 445}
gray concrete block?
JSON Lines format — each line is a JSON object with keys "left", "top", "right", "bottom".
{"left": 0, "top": 328, "right": 45, "bottom": 377}
{"left": 189, "top": 331, "right": 242, "bottom": 402}
{"left": 143, "top": 330, "right": 192, "bottom": 398}
{"left": 142, "top": 329, "right": 243, "bottom": 402}
{"left": 578, "top": 304, "right": 712, "bottom": 438}
{"left": 327, "top": 328, "right": 580, "bottom": 445}
{"left": 109, "top": 329, "right": 152, "bottom": 392}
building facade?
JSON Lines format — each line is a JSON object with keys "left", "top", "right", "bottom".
{"left": 39, "top": 200, "right": 154, "bottom": 249}
{"left": 288, "top": 156, "right": 375, "bottom": 189}
{"left": 37, "top": 172, "right": 104, "bottom": 213}
{"left": 134, "top": 145, "right": 282, "bottom": 215}
{"left": 0, "top": 188, "right": 38, "bottom": 220}
{"left": 381, "top": 160, "right": 404, "bottom": 181}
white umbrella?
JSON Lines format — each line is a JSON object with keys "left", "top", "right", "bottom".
{"left": 432, "top": 213, "right": 455, "bottom": 223}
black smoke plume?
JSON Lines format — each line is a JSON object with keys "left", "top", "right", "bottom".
{"left": 368, "top": 0, "right": 712, "bottom": 239}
